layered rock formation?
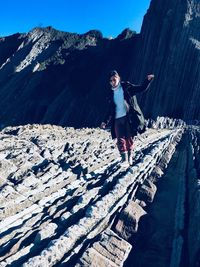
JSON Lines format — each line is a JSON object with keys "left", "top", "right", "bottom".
{"left": 0, "top": 125, "right": 186, "bottom": 266}
{"left": 130, "top": 0, "right": 200, "bottom": 121}
{"left": 0, "top": 122, "right": 200, "bottom": 266}
{"left": 2, "top": 122, "right": 198, "bottom": 266}
{"left": 0, "top": 0, "right": 199, "bottom": 128}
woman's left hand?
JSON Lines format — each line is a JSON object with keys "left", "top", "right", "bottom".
{"left": 147, "top": 74, "right": 155, "bottom": 81}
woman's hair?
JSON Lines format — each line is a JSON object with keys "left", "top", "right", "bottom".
{"left": 109, "top": 70, "right": 120, "bottom": 79}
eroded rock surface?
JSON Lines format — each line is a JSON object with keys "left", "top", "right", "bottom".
{"left": 0, "top": 124, "right": 188, "bottom": 266}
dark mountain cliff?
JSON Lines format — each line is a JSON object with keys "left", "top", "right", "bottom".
{"left": 0, "top": 0, "right": 199, "bottom": 128}
{"left": 0, "top": 27, "right": 136, "bottom": 128}
{"left": 130, "top": 0, "right": 200, "bottom": 120}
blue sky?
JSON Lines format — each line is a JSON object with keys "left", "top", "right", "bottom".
{"left": 0, "top": 0, "right": 151, "bottom": 38}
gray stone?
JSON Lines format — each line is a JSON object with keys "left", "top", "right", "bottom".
{"left": 76, "top": 229, "right": 132, "bottom": 267}
{"left": 114, "top": 201, "right": 146, "bottom": 240}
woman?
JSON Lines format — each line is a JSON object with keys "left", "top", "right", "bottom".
{"left": 101, "top": 70, "right": 154, "bottom": 167}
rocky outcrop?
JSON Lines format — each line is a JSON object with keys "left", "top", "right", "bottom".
{"left": 0, "top": 124, "right": 185, "bottom": 266}
{"left": 114, "top": 201, "right": 147, "bottom": 240}
{"left": 146, "top": 116, "right": 186, "bottom": 129}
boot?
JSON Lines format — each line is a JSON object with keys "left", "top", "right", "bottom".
{"left": 120, "top": 152, "right": 129, "bottom": 168}
{"left": 128, "top": 150, "right": 134, "bottom": 166}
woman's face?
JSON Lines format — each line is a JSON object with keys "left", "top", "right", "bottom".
{"left": 110, "top": 75, "right": 120, "bottom": 88}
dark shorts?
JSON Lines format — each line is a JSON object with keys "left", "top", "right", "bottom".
{"left": 114, "top": 116, "right": 134, "bottom": 153}
{"left": 114, "top": 115, "right": 132, "bottom": 138}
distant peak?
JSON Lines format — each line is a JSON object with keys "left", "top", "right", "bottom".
{"left": 84, "top": 30, "right": 103, "bottom": 39}
{"left": 29, "top": 26, "right": 55, "bottom": 34}
{"left": 116, "top": 28, "right": 136, "bottom": 40}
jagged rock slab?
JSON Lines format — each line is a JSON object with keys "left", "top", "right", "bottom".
{"left": 114, "top": 201, "right": 146, "bottom": 241}
{"left": 75, "top": 229, "right": 132, "bottom": 267}
{"left": 130, "top": 0, "right": 200, "bottom": 121}
{"left": 136, "top": 179, "right": 157, "bottom": 203}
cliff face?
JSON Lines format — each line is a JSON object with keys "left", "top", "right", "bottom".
{"left": 131, "top": 0, "right": 200, "bottom": 121}
{"left": 0, "top": 0, "right": 199, "bottom": 128}
{"left": 0, "top": 27, "right": 136, "bottom": 128}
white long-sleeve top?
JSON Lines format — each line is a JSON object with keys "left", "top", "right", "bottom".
{"left": 112, "top": 83, "right": 127, "bottom": 119}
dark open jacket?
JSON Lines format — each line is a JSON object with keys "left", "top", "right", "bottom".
{"left": 104, "top": 78, "right": 152, "bottom": 139}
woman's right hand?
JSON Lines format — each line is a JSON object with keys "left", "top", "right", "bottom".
{"left": 100, "top": 122, "right": 106, "bottom": 129}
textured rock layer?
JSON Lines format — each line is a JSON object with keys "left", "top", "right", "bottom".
{"left": 0, "top": 124, "right": 187, "bottom": 266}
{"left": 130, "top": 0, "right": 200, "bottom": 121}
